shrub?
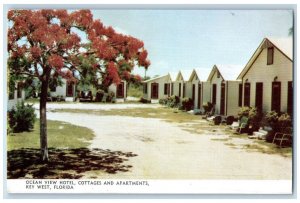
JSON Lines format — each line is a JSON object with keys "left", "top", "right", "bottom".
{"left": 265, "top": 111, "right": 292, "bottom": 142}
{"left": 8, "top": 101, "right": 36, "bottom": 133}
{"left": 181, "top": 97, "right": 193, "bottom": 111}
{"left": 238, "top": 106, "right": 262, "bottom": 131}
{"left": 237, "top": 106, "right": 257, "bottom": 120}
{"left": 203, "top": 102, "right": 213, "bottom": 113}
{"left": 167, "top": 95, "right": 180, "bottom": 108}
{"left": 265, "top": 111, "right": 279, "bottom": 127}
{"left": 159, "top": 98, "right": 168, "bottom": 105}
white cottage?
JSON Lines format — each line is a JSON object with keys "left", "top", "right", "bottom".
{"left": 206, "top": 64, "right": 242, "bottom": 116}
{"left": 187, "top": 68, "right": 211, "bottom": 109}
{"left": 8, "top": 81, "right": 25, "bottom": 111}
{"left": 172, "top": 70, "right": 193, "bottom": 100}
{"left": 143, "top": 74, "right": 172, "bottom": 102}
{"left": 237, "top": 37, "right": 293, "bottom": 114}
{"left": 49, "top": 78, "right": 76, "bottom": 102}
{"left": 108, "top": 80, "right": 128, "bottom": 102}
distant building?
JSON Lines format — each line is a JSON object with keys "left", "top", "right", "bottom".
{"left": 143, "top": 74, "right": 172, "bottom": 102}
{"left": 8, "top": 81, "right": 25, "bottom": 110}
{"left": 205, "top": 65, "right": 242, "bottom": 116}
{"left": 49, "top": 78, "right": 76, "bottom": 102}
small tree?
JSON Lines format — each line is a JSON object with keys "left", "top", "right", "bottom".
{"left": 8, "top": 10, "right": 150, "bottom": 161}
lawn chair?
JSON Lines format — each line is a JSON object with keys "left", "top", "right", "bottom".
{"left": 236, "top": 116, "right": 249, "bottom": 134}
{"left": 272, "top": 127, "right": 293, "bottom": 148}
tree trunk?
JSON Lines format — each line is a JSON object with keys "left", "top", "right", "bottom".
{"left": 40, "top": 75, "right": 49, "bottom": 162}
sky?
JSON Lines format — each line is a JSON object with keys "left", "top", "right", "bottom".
{"left": 91, "top": 9, "right": 293, "bottom": 78}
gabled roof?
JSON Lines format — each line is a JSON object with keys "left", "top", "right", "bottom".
{"left": 189, "top": 68, "right": 211, "bottom": 82}
{"left": 237, "top": 37, "right": 293, "bottom": 79}
{"left": 176, "top": 69, "right": 193, "bottom": 81}
{"left": 143, "top": 74, "right": 170, "bottom": 83}
{"left": 268, "top": 37, "right": 293, "bottom": 60}
{"left": 207, "top": 64, "right": 242, "bottom": 81}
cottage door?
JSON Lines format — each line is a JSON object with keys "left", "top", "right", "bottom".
{"left": 151, "top": 83, "right": 159, "bottom": 99}
{"left": 244, "top": 83, "right": 251, "bottom": 107}
{"left": 212, "top": 84, "right": 217, "bottom": 105}
{"left": 220, "top": 83, "right": 225, "bottom": 115}
{"left": 271, "top": 82, "right": 281, "bottom": 112}
{"left": 117, "top": 82, "right": 124, "bottom": 98}
{"left": 192, "top": 84, "right": 195, "bottom": 104}
{"left": 198, "top": 83, "right": 201, "bottom": 109}
{"left": 66, "top": 82, "right": 74, "bottom": 97}
{"left": 255, "top": 82, "right": 263, "bottom": 113}
{"left": 287, "top": 81, "right": 293, "bottom": 115}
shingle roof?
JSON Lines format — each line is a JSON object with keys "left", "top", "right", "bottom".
{"left": 215, "top": 64, "right": 243, "bottom": 81}
{"left": 267, "top": 37, "right": 293, "bottom": 60}
{"left": 143, "top": 74, "right": 170, "bottom": 83}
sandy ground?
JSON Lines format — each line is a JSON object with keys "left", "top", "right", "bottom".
{"left": 39, "top": 104, "right": 292, "bottom": 180}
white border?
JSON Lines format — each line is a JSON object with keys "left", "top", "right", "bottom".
{"left": 1, "top": 0, "right": 298, "bottom": 201}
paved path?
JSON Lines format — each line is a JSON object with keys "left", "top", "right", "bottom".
{"left": 42, "top": 104, "right": 292, "bottom": 180}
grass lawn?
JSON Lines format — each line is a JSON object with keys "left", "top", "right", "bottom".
{"left": 7, "top": 120, "right": 95, "bottom": 150}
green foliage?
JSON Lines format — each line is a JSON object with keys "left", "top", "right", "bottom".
{"left": 238, "top": 106, "right": 262, "bottom": 130}
{"left": 265, "top": 111, "right": 279, "bottom": 125}
{"left": 167, "top": 95, "right": 180, "bottom": 108}
{"left": 159, "top": 95, "right": 180, "bottom": 108}
{"left": 265, "top": 111, "right": 292, "bottom": 133}
{"left": 127, "top": 84, "right": 143, "bottom": 98}
{"left": 238, "top": 106, "right": 257, "bottom": 120}
{"left": 8, "top": 101, "right": 36, "bottom": 133}
{"left": 278, "top": 113, "right": 292, "bottom": 133}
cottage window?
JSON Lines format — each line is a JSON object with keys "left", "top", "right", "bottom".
{"left": 217, "top": 71, "right": 220, "bottom": 78}
{"left": 267, "top": 47, "right": 274, "bottom": 65}
{"left": 183, "top": 83, "right": 186, "bottom": 97}
{"left": 171, "top": 83, "right": 174, "bottom": 95}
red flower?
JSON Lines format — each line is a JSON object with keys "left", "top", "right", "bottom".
{"left": 48, "top": 54, "right": 64, "bottom": 69}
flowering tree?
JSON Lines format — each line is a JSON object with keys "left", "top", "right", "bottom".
{"left": 7, "top": 9, "right": 150, "bottom": 161}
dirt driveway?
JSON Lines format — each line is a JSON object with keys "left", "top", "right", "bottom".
{"left": 39, "top": 103, "right": 292, "bottom": 180}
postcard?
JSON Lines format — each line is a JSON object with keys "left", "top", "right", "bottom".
{"left": 4, "top": 6, "right": 294, "bottom": 195}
